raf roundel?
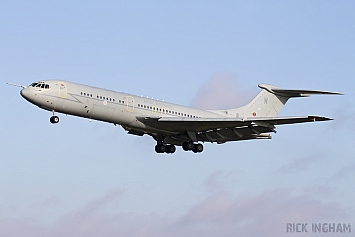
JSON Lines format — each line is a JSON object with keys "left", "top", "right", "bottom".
{"left": 103, "top": 100, "right": 107, "bottom": 106}
{"left": 252, "top": 112, "right": 257, "bottom": 117}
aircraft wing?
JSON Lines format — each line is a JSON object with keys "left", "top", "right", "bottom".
{"left": 136, "top": 115, "right": 331, "bottom": 143}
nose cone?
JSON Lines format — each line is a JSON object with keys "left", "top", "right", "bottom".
{"left": 20, "top": 88, "right": 31, "bottom": 101}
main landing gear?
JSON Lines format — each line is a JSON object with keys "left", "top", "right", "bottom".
{"left": 50, "top": 110, "right": 59, "bottom": 124}
{"left": 182, "top": 141, "right": 203, "bottom": 153}
{"left": 155, "top": 144, "right": 176, "bottom": 154}
{"left": 155, "top": 142, "right": 204, "bottom": 154}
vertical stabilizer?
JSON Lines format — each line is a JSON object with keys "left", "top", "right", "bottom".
{"left": 224, "top": 84, "right": 342, "bottom": 118}
{"left": 227, "top": 84, "right": 288, "bottom": 118}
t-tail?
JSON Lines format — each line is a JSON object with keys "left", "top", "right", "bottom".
{"left": 225, "top": 84, "right": 342, "bottom": 118}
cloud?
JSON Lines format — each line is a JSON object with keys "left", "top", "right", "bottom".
{"left": 334, "top": 163, "right": 355, "bottom": 180}
{"left": 172, "top": 189, "right": 350, "bottom": 237}
{"left": 277, "top": 153, "right": 323, "bottom": 174}
{"left": 329, "top": 105, "right": 355, "bottom": 130}
{"left": 189, "top": 73, "right": 257, "bottom": 110}
{"left": 0, "top": 188, "right": 352, "bottom": 237}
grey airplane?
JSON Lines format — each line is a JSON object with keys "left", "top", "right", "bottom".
{"left": 8, "top": 80, "right": 342, "bottom": 154}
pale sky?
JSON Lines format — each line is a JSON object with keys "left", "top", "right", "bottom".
{"left": 1, "top": 1, "right": 354, "bottom": 236}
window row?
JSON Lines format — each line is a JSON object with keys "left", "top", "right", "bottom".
{"left": 96, "top": 95, "right": 116, "bottom": 102}
{"left": 137, "top": 104, "right": 200, "bottom": 118}
{"left": 80, "top": 92, "right": 126, "bottom": 104}
{"left": 81, "top": 92, "right": 93, "bottom": 97}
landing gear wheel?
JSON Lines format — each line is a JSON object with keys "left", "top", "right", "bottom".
{"left": 155, "top": 144, "right": 166, "bottom": 153}
{"left": 166, "top": 145, "right": 176, "bottom": 154}
{"left": 193, "top": 143, "right": 203, "bottom": 153}
{"left": 182, "top": 142, "right": 194, "bottom": 151}
{"left": 50, "top": 116, "right": 59, "bottom": 124}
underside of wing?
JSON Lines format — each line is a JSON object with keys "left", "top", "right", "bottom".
{"left": 135, "top": 115, "right": 332, "bottom": 144}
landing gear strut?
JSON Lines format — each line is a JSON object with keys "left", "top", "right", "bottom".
{"left": 50, "top": 110, "right": 59, "bottom": 124}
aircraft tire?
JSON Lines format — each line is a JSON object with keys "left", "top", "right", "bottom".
{"left": 50, "top": 116, "right": 59, "bottom": 124}
{"left": 182, "top": 142, "right": 189, "bottom": 151}
{"left": 166, "top": 145, "right": 176, "bottom": 154}
{"left": 155, "top": 144, "right": 166, "bottom": 153}
{"left": 193, "top": 143, "right": 203, "bottom": 153}
{"left": 182, "top": 142, "right": 194, "bottom": 151}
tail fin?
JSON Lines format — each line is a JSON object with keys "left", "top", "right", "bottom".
{"left": 226, "top": 84, "right": 342, "bottom": 118}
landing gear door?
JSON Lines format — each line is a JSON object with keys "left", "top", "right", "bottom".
{"left": 58, "top": 82, "right": 67, "bottom": 98}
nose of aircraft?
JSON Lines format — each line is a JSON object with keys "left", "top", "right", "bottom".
{"left": 20, "top": 88, "right": 30, "bottom": 101}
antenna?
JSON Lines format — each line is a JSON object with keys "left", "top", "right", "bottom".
{"left": 6, "top": 82, "right": 27, "bottom": 88}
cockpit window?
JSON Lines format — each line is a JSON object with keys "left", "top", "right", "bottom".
{"left": 30, "top": 82, "right": 50, "bottom": 89}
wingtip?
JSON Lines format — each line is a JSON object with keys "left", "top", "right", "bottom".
{"left": 309, "top": 116, "right": 333, "bottom": 122}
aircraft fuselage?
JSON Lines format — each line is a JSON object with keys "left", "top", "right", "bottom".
{"left": 20, "top": 80, "right": 224, "bottom": 135}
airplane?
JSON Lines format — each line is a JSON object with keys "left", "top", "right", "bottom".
{"left": 7, "top": 80, "right": 342, "bottom": 154}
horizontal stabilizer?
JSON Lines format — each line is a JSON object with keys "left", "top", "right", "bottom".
{"left": 259, "top": 84, "right": 343, "bottom": 97}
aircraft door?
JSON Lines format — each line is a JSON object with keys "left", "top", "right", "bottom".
{"left": 126, "top": 96, "right": 134, "bottom": 112}
{"left": 58, "top": 82, "right": 67, "bottom": 98}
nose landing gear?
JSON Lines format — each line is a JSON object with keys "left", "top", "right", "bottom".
{"left": 50, "top": 110, "right": 59, "bottom": 124}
